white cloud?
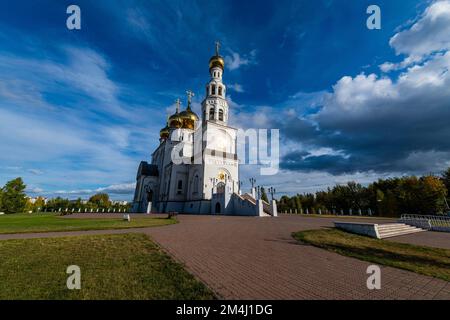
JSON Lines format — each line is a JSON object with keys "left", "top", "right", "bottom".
{"left": 381, "top": 0, "right": 450, "bottom": 72}
{"left": 52, "top": 183, "right": 136, "bottom": 197}
{"left": 27, "top": 187, "right": 44, "bottom": 194}
{"left": 225, "top": 50, "right": 257, "bottom": 71}
{"left": 28, "top": 169, "right": 44, "bottom": 175}
{"left": 228, "top": 83, "right": 245, "bottom": 92}
{"left": 390, "top": 1, "right": 450, "bottom": 57}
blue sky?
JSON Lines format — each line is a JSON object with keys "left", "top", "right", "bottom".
{"left": 1, "top": 0, "right": 450, "bottom": 200}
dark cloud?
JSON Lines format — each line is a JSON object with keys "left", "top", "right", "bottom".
{"left": 278, "top": 2, "right": 450, "bottom": 176}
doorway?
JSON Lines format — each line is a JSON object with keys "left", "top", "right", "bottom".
{"left": 215, "top": 202, "right": 221, "bottom": 214}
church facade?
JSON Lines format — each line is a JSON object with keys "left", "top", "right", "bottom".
{"left": 132, "top": 45, "right": 277, "bottom": 216}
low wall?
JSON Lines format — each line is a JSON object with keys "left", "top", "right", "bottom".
{"left": 334, "top": 222, "right": 380, "bottom": 239}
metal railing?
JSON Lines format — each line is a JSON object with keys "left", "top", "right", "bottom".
{"left": 400, "top": 214, "right": 450, "bottom": 232}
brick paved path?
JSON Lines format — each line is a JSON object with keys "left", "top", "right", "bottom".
{"left": 139, "top": 215, "right": 450, "bottom": 300}
{"left": 1, "top": 214, "right": 449, "bottom": 299}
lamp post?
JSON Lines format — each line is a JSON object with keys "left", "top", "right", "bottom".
{"left": 238, "top": 180, "right": 243, "bottom": 194}
{"left": 249, "top": 178, "right": 256, "bottom": 189}
{"left": 268, "top": 187, "right": 276, "bottom": 201}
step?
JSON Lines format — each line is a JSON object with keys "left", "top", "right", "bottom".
{"left": 377, "top": 224, "right": 420, "bottom": 231}
{"left": 375, "top": 223, "right": 426, "bottom": 239}
{"left": 378, "top": 227, "right": 422, "bottom": 234}
{"left": 378, "top": 230, "right": 425, "bottom": 239}
{"left": 377, "top": 223, "right": 411, "bottom": 229}
{"left": 378, "top": 228, "right": 425, "bottom": 239}
{"left": 378, "top": 226, "right": 421, "bottom": 232}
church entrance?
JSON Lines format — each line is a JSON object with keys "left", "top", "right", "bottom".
{"left": 215, "top": 202, "right": 221, "bottom": 214}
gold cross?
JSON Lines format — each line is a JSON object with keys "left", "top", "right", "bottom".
{"left": 186, "top": 90, "right": 195, "bottom": 104}
{"left": 215, "top": 41, "right": 221, "bottom": 55}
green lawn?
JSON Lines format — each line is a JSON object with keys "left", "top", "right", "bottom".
{"left": 285, "top": 213, "right": 395, "bottom": 220}
{"left": 0, "top": 213, "right": 176, "bottom": 234}
{"left": 293, "top": 228, "right": 450, "bottom": 282}
{"left": 0, "top": 233, "right": 215, "bottom": 299}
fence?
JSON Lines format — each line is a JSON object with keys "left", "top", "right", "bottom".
{"left": 400, "top": 214, "right": 450, "bottom": 232}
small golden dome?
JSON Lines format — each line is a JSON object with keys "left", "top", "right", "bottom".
{"left": 209, "top": 55, "right": 224, "bottom": 71}
{"left": 159, "top": 125, "right": 170, "bottom": 139}
{"left": 179, "top": 106, "right": 199, "bottom": 130}
{"left": 168, "top": 113, "right": 182, "bottom": 128}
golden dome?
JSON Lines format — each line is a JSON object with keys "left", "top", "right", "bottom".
{"left": 159, "top": 125, "right": 170, "bottom": 139}
{"left": 209, "top": 55, "right": 224, "bottom": 71}
{"left": 168, "top": 113, "right": 182, "bottom": 128}
{"left": 179, "top": 106, "right": 199, "bottom": 130}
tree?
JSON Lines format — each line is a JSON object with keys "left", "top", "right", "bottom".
{"left": 442, "top": 168, "right": 450, "bottom": 196}
{"left": 88, "top": 193, "right": 110, "bottom": 208}
{"left": 260, "top": 187, "right": 269, "bottom": 203}
{"left": 46, "top": 197, "right": 70, "bottom": 212}
{"left": 0, "top": 188, "right": 3, "bottom": 212}
{"left": 1, "top": 177, "right": 27, "bottom": 214}
{"left": 418, "top": 175, "right": 447, "bottom": 215}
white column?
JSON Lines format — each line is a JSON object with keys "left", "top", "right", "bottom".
{"left": 271, "top": 200, "right": 278, "bottom": 217}
{"left": 251, "top": 187, "right": 256, "bottom": 199}
{"left": 256, "top": 199, "right": 264, "bottom": 216}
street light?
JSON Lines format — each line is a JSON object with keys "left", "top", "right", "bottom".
{"left": 268, "top": 187, "right": 276, "bottom": 201}
{"left": 249, "top": 178, "right": 256, "bottom": 189}
{"left": 237, "top": 180, "right": 243, "bottom": 193}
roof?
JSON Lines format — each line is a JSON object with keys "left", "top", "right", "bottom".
{"left": 137, "top": 161, "right": 159, "bottom": 179}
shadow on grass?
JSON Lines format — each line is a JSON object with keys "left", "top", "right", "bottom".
{"left": 293, "top": 229, "right": 450, "bottom": 282}
{"left": 314, "top": 243, "right": 450, "bottom": 270}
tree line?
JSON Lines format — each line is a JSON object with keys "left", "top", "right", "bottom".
{"left": 0, "top": 177, "right": 131, "bottom": 214}
{"left": 277, "top": 168, "right": 450, "bottom": 217}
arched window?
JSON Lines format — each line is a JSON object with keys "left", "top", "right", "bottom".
{"left": 209, "top": 108, "right": 215, "bottom": 120}
{"left": 206, "top": 86, "right": 209, "bottom": 96}
{"left": 212, "top": 85, "right": 216, "bottom": 95}
{"left": 218, "top": 86, "right": 222, "bottom": 96}
{"left": 219, "top": 109, "right": 224, "bottom": 121}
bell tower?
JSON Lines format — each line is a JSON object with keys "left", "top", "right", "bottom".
{"left": 202, "top": 42, "right": 229, "bottom": 125}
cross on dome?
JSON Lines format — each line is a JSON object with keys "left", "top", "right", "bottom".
{"left": 175, "top": 98, "right": 182, "bottom": 113}
{"left": 186, "top": 90, "right": 195, "bottom": 106}
{"left": 215, "top": 41, "right": 221, "bottom": 56}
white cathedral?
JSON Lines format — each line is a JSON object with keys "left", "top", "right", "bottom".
{"left": 132, "top": 44, "right": 277, "bottom": 217}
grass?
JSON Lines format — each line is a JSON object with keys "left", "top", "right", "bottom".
{"left": 0, "top": 213, "right": 176, "bottom": 234}
{"left": 293, "top": 228, "right": 450, "bottom": 282}
{"left": 0, "top": 233, "right": 215, "bottom": 299}
{"left": 285, "top": 213, "right": 395, "bottom": 220}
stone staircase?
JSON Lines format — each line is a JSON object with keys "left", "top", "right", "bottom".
{"left": 377, "top": 223, "right": 426, "bottom": 239}
{"left": 240, "top": 193, "right": 272, "bottom": 216}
